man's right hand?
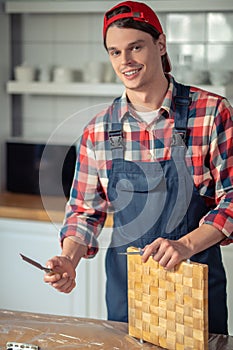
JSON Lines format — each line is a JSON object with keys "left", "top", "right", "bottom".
{"left": 44, "top": 255, "right": 76, "bottom": 294}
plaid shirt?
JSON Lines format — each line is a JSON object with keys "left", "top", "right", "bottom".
{"left": 60, "top": 75, "right": 233, "bottom": 256}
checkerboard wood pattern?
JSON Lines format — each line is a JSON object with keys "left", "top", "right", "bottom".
{"left": 127, "top": 247, "right": 208, "bottom": 350}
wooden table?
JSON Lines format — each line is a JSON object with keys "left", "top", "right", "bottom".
{"left": 0, "top": 310, "right": 232, "bottom": 349}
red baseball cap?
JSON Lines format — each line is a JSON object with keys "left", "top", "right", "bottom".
{"left": 103, "top": 1, "right": 171, "bottom": 72}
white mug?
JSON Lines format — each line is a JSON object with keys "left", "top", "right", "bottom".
{"left": 103, "top": 62, "right": 115, "bottom": 83}
{"left": 53, "top": 67, "right": 73, "bottom": 83}
{"left": 83, "top": 62, "right": 105, "bottom": 83}
{"left": 14, "top": 65, "right": 35, "bottom": 82}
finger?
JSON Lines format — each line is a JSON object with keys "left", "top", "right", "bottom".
{"left": 51, "top": 276, "right": 68, "bottom": 289}
{"left": 46, "top": 256, "right": 61, "bottom": 270}
{"left": 156, "top": 252, "right": 171, "bottom": 268}
{"left": 141, "top": 245, "right": 155, "bottom": 262}
{"left": 151, "top": 247, "right": 166, "bottom": 263}
{"left": 141, "top": 244, "right": 149, "bottom": 253}
{"left": 157, "top": 248, "right": 181, "bottom": 270}
{"left": 52, "top": 276, "right": 75, "bottom": 293}
{"left": 142, "top": 239, "right": 163, "bottom": 262}
{"left": 62, "top": 272, "right": 71, "bottom": 279}
{"left": 63, "top": 279, "right": 76, "bottom": 294}
{"left": 44, "top": 272, "right": 61, "bottom": 284}
{"left": 52, "top": 271, "right": 73, "bottom": 287}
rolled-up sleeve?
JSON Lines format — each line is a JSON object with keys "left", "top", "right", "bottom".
{"left": 201, "top": 98, "right": 233, "bottom": 242}
{"left": 60, "top": 123, "right": 109, "bottom": 258}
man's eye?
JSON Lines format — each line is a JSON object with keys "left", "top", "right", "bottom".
{"left": 132, "top": 46, "right": 141, "bottom": 51}
{"left": 111, "top": 50, "right": 120, "bottom": 57}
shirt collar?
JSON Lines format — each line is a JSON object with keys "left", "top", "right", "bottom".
{"left": 119, "top": 74, "right": 176, "bottom": 121}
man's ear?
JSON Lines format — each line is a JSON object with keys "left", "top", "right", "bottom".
{"left": 157, "top": 33, "right": 167, "bottom": 56}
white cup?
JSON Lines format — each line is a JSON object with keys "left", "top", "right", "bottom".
{"left": 53, "top": 67, "right": 73, "bottom": 83}
{"left": 209, "top": 71, "right": 233, "bottom": 86}
{"left": 103, "top": 62, "right": 115, "bottom": 83}
{"left": 83, "top": 62, "right": 105, "bottom": 83}
{"left": 14, "top": 65, "right": 35, "bottom": 82}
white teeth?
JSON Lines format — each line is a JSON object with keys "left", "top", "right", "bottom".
{"left": 124, "top": 69, "right": 139, "bottom": 76}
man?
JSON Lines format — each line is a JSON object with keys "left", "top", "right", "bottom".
{"left": 44, "top": 1, "right": 233, "bottom": 335}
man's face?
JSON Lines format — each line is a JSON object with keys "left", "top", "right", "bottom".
{"left": 105, "top": 26, "right": 166, "bottom": 91}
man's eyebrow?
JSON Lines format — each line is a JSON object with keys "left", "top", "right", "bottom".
{"left": 107, "top": 39, "right": 145, "bottom": 52}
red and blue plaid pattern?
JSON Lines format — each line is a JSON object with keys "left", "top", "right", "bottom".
{"left": 60, "top": 75, "right": 233, "bottom": 256}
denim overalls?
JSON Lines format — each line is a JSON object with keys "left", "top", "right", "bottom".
{"left": 105, "top": 82, "right": 228, "bottom": 334}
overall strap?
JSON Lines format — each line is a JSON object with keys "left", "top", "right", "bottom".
{"left": 108, "top": 97, "right": 124, "bottom": 159}
{"left": 173, "top": 82, "right": 191, "bottom": 145}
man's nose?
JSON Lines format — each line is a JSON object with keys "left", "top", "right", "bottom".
{"left": 121, "top": 50, "right": 133, "bottom": 65}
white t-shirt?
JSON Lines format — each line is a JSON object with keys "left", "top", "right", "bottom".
{"left": 135, "top": 109, "right": 160, "bottom": 124}
{"left": 124, "top": 92, "right": 160, "bottom": 124}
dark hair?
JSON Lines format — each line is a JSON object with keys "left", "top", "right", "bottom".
{"left": 104, "top": 5, "right": 161, "bottom": 49}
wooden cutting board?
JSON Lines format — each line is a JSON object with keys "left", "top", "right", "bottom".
{"left": 127, "top": 247, "right": 208, "bottom": 350}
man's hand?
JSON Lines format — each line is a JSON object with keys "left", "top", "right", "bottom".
{"left": 44, "top": 237, "right": 88, "bottom": 293}
{"left": 44, "top": 255, "right": 76, "bottom": 293}
{"left": 142, "top": 237, "right": 191, "bottom": 270}
{"left": 142, "top": 224, "right": 225, "bottom": 270}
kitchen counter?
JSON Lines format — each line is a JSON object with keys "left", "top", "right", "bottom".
{"left": 0, "top": 192, "right": 65, "bottom": 222}
{"left": 0, "top": 192, "right": 113, "bottom": 227}
{"left": 0, "top": 310, "right": 233, "bottom": 350}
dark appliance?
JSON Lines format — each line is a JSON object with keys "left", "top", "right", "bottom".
{"left": 6, "top": 140, "right": 76, "bottom": 197}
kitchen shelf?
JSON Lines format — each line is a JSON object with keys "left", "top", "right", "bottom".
{"left": 5, "top": 0, "right": 233, "bottom": 14}
{"left": 194, "top": 84, "right": 233, "bottom": 99}
{"left": 6, "top": 81, "right": 124, "bottom": 97}
{"left": 6, "top": 81, "right": 233, "bottom": 99}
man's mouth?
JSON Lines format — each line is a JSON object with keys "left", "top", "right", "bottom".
{"left": 123, "top": 68, "right": 142, "bottom": 77}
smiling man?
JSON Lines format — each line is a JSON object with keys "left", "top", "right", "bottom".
{"left": 44, "top": 1, "right": 233, "bottom": 335}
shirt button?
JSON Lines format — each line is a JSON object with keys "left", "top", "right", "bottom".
{"left": 147, "top": 153, "right": 152, "bottom": 159}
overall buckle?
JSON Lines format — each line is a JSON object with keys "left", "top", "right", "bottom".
{"left": 108, "top": 130, "right": 124, "bottom": 149}
{"left": 171, "top": 130, "right": 186, "bottom": 146}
